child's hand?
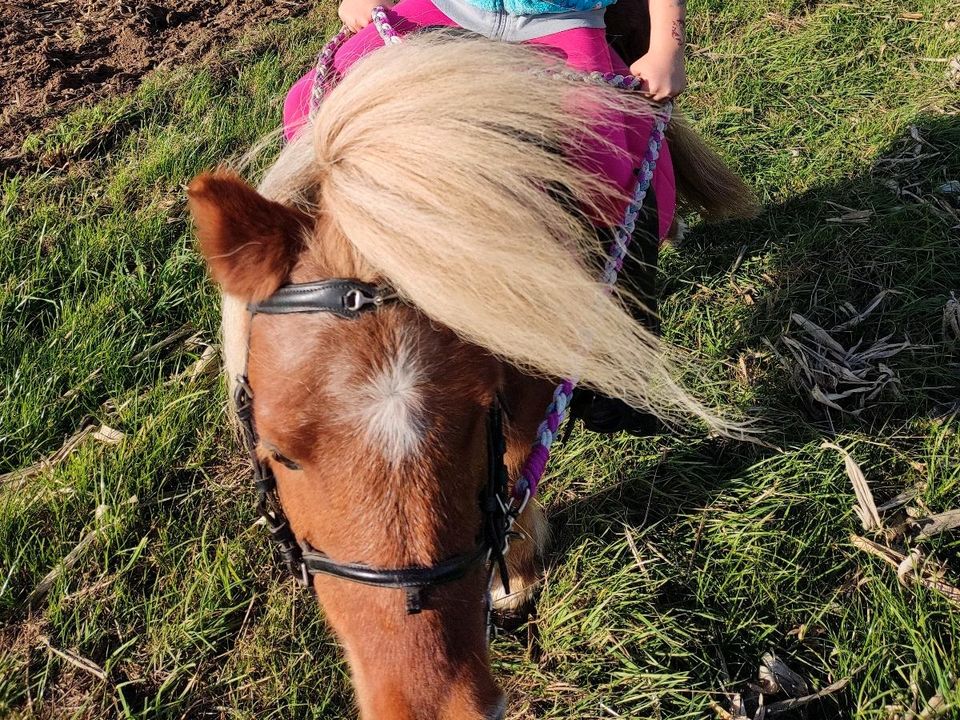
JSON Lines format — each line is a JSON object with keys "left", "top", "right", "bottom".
{"left": 338, "top": 0, "right": 392, "bottom": 32}
{"left": 629, "top": 47, "right": 687, "bottom": 101}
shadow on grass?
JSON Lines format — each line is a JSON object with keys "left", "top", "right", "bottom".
{"left": 679, "top": 112, "right": 960, "bottom": 433}
{"left": 540, "top": 112, "right": 959, "bottom": 718}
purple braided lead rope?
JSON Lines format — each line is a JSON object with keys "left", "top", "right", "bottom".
{"left": 371, "top": 6, "right": 402, "bottom": 44}
{"left": 309, "top": 7, "right": 400, "bottom": 113}
{"left": 513, "top": 106, "right": 671, "bottom": 508}
{"left": 310, "top": 11, "right": 641, "bottom": 110}
{"left": 309, "top": 27, "right": 351, "bottom": 113}
{"left": 305, "top": 10, "right": 672, "bottom": 510}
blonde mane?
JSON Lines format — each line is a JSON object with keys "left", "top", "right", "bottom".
{"left": 224, "top": 33, "right": 738, "bottom": 430}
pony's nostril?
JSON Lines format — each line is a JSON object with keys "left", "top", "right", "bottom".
{"left": 486, "top": 696, "right": 507, "bottom": 720}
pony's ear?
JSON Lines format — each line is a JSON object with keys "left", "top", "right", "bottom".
{"left": 188, "top": 171, "right": 312, "bottom": 301}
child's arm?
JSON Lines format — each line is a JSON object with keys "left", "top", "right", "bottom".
{"left": 628, "top": 0, "right": 687, "bottom": 101}
{"left": 339, "top": 0, "right": 393, "bottom": 32}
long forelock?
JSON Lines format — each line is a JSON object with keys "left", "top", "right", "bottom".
{"left": 222, "top": 33, "right": 743, "bottom": 437}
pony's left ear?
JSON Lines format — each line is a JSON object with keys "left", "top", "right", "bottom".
{"left": 188, "top": 171, "right": 312, "bottom": 301}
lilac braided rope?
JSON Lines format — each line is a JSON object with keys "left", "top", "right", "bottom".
{"left": 513, "top": 107, "right": 671, "bottom": 506}
{"left": 305, "top": 11, "right": 672, "bottom": 507}
{"left": 371, "top": 6, "right": 402, "bottom": 44}
{"left": 309, "top": 27, "right": 351, "bottom": 113}
{"left": 309, "top": 7, "right": 400, "bottom": 113}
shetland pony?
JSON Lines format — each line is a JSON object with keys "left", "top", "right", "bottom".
{"left": 189, "top": 34, "right": 754, "bottom": 720}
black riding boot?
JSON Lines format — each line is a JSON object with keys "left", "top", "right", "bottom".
{"left": 572, "top": 185, "right": 664, "bottom": 437}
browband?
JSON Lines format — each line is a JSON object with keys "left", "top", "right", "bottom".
{"left": 249, "top": 279, "right": 398, "bottom": 317}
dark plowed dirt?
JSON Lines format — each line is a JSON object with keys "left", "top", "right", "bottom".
{"left": 1, "top": 0, "right": 310, "bottom": 166}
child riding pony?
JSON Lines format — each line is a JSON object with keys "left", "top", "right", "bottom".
{"left": 285, "top": 0, "right": 678, "bottom": 241}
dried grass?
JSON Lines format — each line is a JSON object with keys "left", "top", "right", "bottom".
{"left": 765, "top": 292, "right": 918, "bottom": 419}
{"left": 851, "top": 535, "right": 960, "bottom": 608}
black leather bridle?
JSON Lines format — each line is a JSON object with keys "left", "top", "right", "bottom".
{"left": 235, "top": 279, "right": 516, "bottom": 615}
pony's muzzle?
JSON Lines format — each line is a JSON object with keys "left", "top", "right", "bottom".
{"left": 486, "top": 695, "right": 507, "bottom": 720}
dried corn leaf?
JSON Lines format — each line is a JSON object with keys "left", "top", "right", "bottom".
{"left": 0, "top": 422, "right": 127, "bottom": 488}
{"left": 819, "top": 386, "right": 877, "bottom": 401}
{"left": 40, "top": 637, "right": 107, "bottom": 681}
{"left": 92, "top": 425, "right": 125, "bottom": 444}
{"left": 730, "top": 693, "right": 751, "bottom": 720}
{"left": 856, "top": 339, "right": 914, "bottom": 362}
{"left": 810, "top": 386, "right": 849, "bottom": 412}
{"left": 914, "top": 509, "right": 960, "bottom": 539}
{"left": 944, "top": 292, "right": 960, "bottom": 342}
{"left": 824, "top": 443, "right": 880, "bottom": 531}
{"left": 27, "top": 496, "right": 138, "bottom": 608}
{"left": 765, "top": 675, "right": 855, "bottom": 716}
{"left": 832, "top": 290, "right": 900, "bottom": 332}
{"left": 184, "top": 344, "right": 218, "bottom": 381}
{"left": 876, "top": 489, "right": 917, "bottom": 512}
{"left": 758, "top": 664, "right": 779, "bottom": 695}
{"left": 1, "top": 426, "right": 95, "bottom": 486}
{"left": 826, "top": 208, "right": 874, "bottom": 224}
{"left": 851, "top": 535, "right": 960, "bottom": 607}
{"left": 897, "top": 549, "right": 923, "bottom": 586}
{"left": 129, "top": 324, "right": 196, "bottom": 364}
{"left": 791, "top": 313, "right": 847, "bottom": 355}
{"left": 778, "top": 304, "right": 912, "bottom": 417}
{"left": 760, "top": 651, "right": 810, "bottom": 697}
{"left": 710, "top": 700, "right": 745, "bottom": 720}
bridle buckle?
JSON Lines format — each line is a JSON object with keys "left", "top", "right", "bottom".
{"left": 297, "top": 561, "right": 311, "bottom": 587}
{"left": 343, "top": 286, "right": 395, "bottom": 312}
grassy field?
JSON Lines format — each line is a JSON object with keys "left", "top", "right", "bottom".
{"left": 1, "top": 1, "right": 959, "bottom": 718}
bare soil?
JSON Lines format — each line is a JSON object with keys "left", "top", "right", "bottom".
{"left": 1, "top": 0, "right": 310, "bottom": 166}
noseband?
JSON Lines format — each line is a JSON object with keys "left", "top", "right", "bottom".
{"left": 235, "top": 279, "right": 517, "bottom": 616}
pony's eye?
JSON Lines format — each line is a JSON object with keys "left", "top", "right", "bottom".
{"left": 272, "top": 451, "right": 302, "bottom": 471}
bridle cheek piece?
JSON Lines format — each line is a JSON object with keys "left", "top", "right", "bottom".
{"left": 235, "top": 279, "right": 519, "bottom": 617}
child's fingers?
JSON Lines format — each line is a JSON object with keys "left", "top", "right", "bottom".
{"left": 640, "top": 81, "right": 668, "bottom": 102}
{"left": 337, "top": 6, "right": 369, "bottom": 31}
{"left": 631, "top": 75, "right": 650, "bottom": 95}
{"left": 645, "top": 81, "right": 682, "bottom": 102}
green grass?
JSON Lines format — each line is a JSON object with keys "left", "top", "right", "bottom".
{"left": 1, "top": 1, "right": 959, "bottom": 718}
